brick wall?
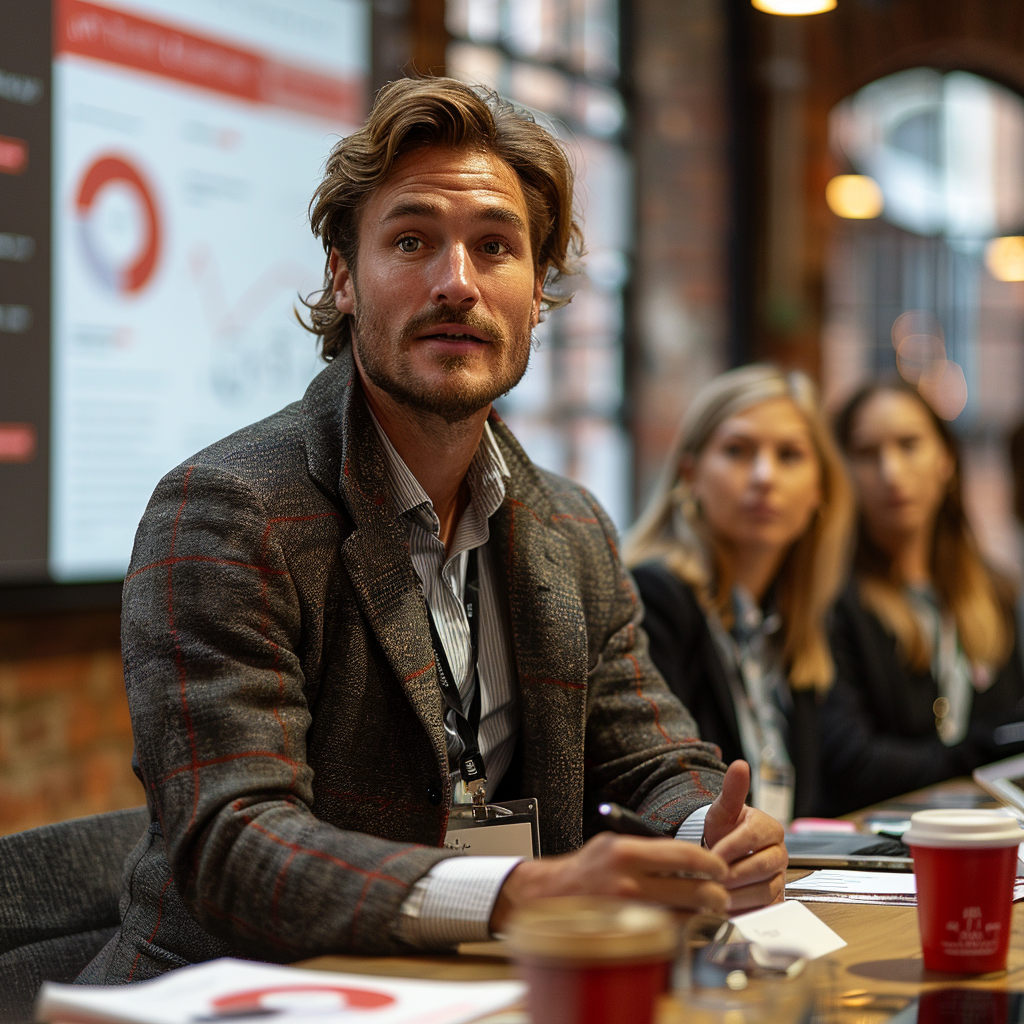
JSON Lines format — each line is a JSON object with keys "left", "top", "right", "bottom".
{"left": 0, "top": 609, "right": 142, "bottom": 836}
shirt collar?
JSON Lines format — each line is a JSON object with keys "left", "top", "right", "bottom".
{"left": 368, "top": 408, "right": 510, "bottom": 529}
{"left": 731, "top": 586, "right": 782, "bottom": 642}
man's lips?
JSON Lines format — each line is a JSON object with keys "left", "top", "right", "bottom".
{"left": 414, "top": 322, "right": 492, "bottom": 344}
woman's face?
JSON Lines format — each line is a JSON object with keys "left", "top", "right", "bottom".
{"left": 686, "top": 397, "right": 823, "bottom": 558}
{"left": 845, "top": 390, "right": 954, "bottom": 548}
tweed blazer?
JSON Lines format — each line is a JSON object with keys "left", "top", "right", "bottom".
{"left": 89, "top": 349, "right": 725, "bottom": 982}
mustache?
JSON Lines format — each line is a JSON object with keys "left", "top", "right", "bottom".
{"left": 401, "top": 305, "right": 505, "bottom": 342}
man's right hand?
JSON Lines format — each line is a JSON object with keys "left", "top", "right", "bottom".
{"left": 488, "top": 832, "right": 729, "bottom": 934}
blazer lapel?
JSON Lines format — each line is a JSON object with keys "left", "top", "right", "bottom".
{"left": 490, "top": 425, "right": 590, "bottom": 854}
{"left": 301, "top": 352, "right": 452, "bottom": 808}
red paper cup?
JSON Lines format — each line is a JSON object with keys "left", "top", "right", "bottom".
{"left": 904, "top": 809, "right": 1022, "bottom": 974}
{"left": 505, "top": 897, "right": 676, "bottom": 1024}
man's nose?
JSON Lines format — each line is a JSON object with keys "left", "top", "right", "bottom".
{"left": 430, "top": 243, "right": 480, "bottom": 307}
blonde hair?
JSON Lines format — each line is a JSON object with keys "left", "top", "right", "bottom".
{"left": 835, "top": 380, "right": 1013, "bottom": 671}
{"left": 624, "top": 364, "right": 854, "bottom": 692}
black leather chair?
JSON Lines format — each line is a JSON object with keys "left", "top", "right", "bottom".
{"left": 0, "top": 806, "right": 148, "bottom": 1023}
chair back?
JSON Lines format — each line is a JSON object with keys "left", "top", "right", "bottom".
{"left": 0, "top": 806, "right": 149, "bottom": 1022}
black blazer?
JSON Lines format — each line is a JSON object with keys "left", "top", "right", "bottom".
{"left": 818, "top": 582, "right": 1024, "bottom": 817}
{"left": 633, "top": 561, "right": 821, "bottom": 819}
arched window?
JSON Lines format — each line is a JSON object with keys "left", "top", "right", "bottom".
{"left": 822, "top": 68, "right": 1024, "bottom": 565}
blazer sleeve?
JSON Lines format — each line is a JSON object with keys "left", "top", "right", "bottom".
{"left": 818, "top": 593, "right": 976, "bottom": 816}
{"left": 576, "top": 508, "right": 726, "bottom": 835}
{"left": 123, "top": 461, "right": 454, "bottom": 961}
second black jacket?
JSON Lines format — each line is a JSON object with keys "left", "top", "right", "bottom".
{"left": 818, "top": 582, "right": 1024, "bottom": 817}
{"left": 632, "top": 561, "right": 821, "bottom": 819}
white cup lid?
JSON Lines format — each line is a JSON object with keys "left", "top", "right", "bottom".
{"left": 903, "top": 809, "right": 1023, "bottom": 849}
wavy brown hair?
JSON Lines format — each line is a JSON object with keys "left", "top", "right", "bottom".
{"left": 835, "top": 379, "right": 1014, "bottom": 672}
{"left": 300, "top": 76, "right": 582, "bottom": 360}
{"left": 624, "top": 364, "right": 853, "bottom": 693}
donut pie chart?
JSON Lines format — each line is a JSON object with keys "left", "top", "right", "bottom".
{"left": 210, "top": 983, "right": 397, "bottom": 1015}
{"left": 76, "top": 154, "right": 161, "bottom": 294}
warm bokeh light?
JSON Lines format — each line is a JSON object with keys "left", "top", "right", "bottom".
{"left": 891, "top": 310, "right": 944, "bottom": 349}
{"left": 918, "top": 360, "right": 968, "bottom": 421}
{"left": 985, "top": 236, "right": 1024, "bottom": 282}
{"left": 896, "top": 334, "right": 946, "bottom": 385}
{"left": 825, "top": 174, "right": 884, "bottom": 219}
{"left": 751, "top": 0, "right": 836, "bottom": 13}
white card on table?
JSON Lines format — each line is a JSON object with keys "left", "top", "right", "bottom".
{"left": 731, "top": 899, "right": 847, "bottom": 958}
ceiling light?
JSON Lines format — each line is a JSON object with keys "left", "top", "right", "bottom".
{"left": 825, "top": 175, "right": 884, "bottom": 219}
{"left": 985, "top": 236, "right": 1024, "bottom": 282}
{"left": 752, "top": 0, "right": 837, "bottom": 14}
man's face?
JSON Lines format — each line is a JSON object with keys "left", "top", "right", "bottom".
{"left": 332, "top": 145, "right": 544, "bottom": 424}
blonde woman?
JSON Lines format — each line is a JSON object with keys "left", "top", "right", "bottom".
{"left": 625, "top": 365, "right": 852, "bottom": 822}
{"left": 819, "top": 381, "right": 1024, "bottom": 816}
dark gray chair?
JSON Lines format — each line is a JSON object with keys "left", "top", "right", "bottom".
{"left": 0, "top": 806, "right": 148, "bottom": 1023}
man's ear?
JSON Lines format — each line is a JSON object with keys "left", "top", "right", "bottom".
{"left": 329, "top": 248, "right": 356, "bottom": 315}
{"left": 530, "top": 272, "right": 544, "bottom": 329}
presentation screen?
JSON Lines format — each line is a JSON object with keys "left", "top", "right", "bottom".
{"left": 1, "top": 0, "right": 368, "bottom": 585}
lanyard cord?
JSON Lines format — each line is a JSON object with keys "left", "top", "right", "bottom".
{"left": 425, "top": 547, "right": 486, "bottom": 801}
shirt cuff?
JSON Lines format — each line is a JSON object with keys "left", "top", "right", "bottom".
{"left": 675, "top": 802, "right": 711, "bottom": 844}
{"left": 396, "top": 856, "right": 523, "bottom": 950}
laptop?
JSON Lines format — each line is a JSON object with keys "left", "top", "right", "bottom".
{"left": 973, "top": 752, "right": 1024, "bottom": 819}
{"left": 785, "top": 832, "right": 913, "bottom": 871}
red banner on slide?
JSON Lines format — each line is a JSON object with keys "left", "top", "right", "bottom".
{"left": 56, "top": 0, "right": 364, "bottom": 124}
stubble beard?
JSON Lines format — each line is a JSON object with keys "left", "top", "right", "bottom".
{"left": 353, "top": 302, "right": 532, "bottom": 425}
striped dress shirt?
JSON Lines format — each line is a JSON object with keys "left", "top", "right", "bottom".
{"left": 369, "top": 413, "right": 711, "bottom": 948}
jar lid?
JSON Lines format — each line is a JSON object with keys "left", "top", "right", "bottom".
{"left": 903, "top": 809, "right": 1023, "bottom": 849}
{"left": 504, "top": 897, "right": 678, "bottom": 962}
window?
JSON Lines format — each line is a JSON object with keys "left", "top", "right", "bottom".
{"left": 446, "top": 0, "right": 633, "bottom": 528}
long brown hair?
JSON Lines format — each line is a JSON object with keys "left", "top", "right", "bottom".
{"left": 300, "top": 76, "right": 582, "bottom": 360}
{"left": 624, "top": 364, "right": 853, "bottom": 693}
{"left": 835, "top": 379, "right": 1014, "bottom": 671}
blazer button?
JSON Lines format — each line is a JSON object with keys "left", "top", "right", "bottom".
{"left": 426, "top": 783, "right": 442, "bottom": 806}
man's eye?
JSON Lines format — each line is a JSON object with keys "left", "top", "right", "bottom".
{"left": 397, "top": 237, "right": 421, "bottom": 253}
{"left": 481, "top": 240, "right": 508, "bottom": 256}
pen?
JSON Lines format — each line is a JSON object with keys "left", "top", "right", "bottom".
{"left": 597, "top": 802, "right": 717, "bottom": 881}
{"left": 597, "top": 801, "right": 665, "bottom": 838}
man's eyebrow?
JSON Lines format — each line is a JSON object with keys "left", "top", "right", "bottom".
{"left": 381, "top": 200, "right": 526, "bottom": 231}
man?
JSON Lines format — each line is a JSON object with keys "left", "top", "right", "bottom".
{"left": 83, "top": 77, "right": 785, "bottom": 983}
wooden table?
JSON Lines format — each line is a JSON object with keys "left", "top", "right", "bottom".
{"left": 295, "top": 780, "right": 1024, "bottom": 1020}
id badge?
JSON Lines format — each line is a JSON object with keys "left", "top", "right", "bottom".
{"left": 443, "top": 798, "right": 541, "bottom": 859}
{"left": 754, "top": 763, "right": 794, "bottom": 826}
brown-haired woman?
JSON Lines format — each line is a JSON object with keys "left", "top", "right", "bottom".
{"left": 819, "top": 381, "right": 1024, "bottom": 816}
{"left": 625, "top": 365, "right": 853, "bottom": 822}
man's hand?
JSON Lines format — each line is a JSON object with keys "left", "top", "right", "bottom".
{"left": 489, "top": 832, "right": 730, "bottom": 934}
{"left": 704, "top": 760, "right": 788, "bottom": 911}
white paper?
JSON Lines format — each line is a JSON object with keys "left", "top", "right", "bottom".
{"left": 36, "top": 958, "right": 524, "bottom": 1024}
{"left": 731, "top": 900, "right": 846, "bottom": 958}
{"left": 786, "top": 870, "right": 918, "bottom": 896}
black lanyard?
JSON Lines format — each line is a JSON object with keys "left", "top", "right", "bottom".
{"left": 425, "top": 547, "right": 486, "bottom": 798}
